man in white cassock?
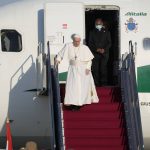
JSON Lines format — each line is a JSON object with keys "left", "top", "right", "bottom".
{"left": 55, "top": 34, "right": 99, "bottom": 110}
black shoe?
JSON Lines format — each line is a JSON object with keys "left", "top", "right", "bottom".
{"left": 71, "top": 105, "right": 81, "bottom": 111}
{"left": 64, "top": 105, "right": 73, "bottom": 110}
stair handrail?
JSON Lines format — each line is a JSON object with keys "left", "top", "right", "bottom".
{"left": 121, "top": 41, "right": 144, "bottom": 150}
{"left": 47, "top": 41, "right": 56, "bottom": 150}
{"left": 52, "top": 56, "right": 64, "bottom": 150}
{"left": 47, "top": 42, "right": 64, "bottom": 150}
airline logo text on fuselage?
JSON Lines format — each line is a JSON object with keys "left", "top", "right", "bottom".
{"left": 125, "top": 12, "right": 147, "bottom": 16}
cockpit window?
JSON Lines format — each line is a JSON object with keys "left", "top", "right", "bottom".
{"left": 1, "top": 29, "right": 22, "bottom": 52}
{"left": 143, "top": 38, "right": 150, "bottom": 50}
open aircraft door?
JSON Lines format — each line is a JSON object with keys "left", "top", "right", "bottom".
{"left": 45, "top": 3, "right": 84, "bottom": 82}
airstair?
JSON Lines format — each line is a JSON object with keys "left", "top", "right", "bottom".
{"left": 41, "top": 41, "right": 144, "bottom": 150}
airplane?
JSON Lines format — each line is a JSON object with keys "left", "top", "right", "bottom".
{"left": 0, "top": 0, "right": 150, "bottom": 149}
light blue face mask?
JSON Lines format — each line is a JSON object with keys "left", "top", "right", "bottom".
{"left": 95, "top": 24, "right": 103, "bottom": 30}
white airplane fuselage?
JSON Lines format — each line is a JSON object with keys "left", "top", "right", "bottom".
{"left": 0, "top": 0, "right": 150, "bottom": 149}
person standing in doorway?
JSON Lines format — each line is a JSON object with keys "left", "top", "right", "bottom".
{"left": 88, "top": 18, "right": 111, "bottom": 86}
{"left": 55, "top": 34, "right": 99, "bottom": 111}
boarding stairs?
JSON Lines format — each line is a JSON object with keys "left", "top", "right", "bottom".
{"left": 43, "top": 41, "right": 144, "bottom": 150}
{"left": 60, "top": 85, "right": 128, "bottom": 150}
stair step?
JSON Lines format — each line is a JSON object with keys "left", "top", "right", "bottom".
{"left": 61, "top": 98, "right": 121, "bottom": 104}
{"left": 64, "top": 120, "right": 124, "bottom": 129}
{"left": 96, "top": 87, "right": 114, "bottom": 96}
{"left": 64, "top": 128, "right": 126, "bottom": 138}
{"left": 60, "top": 85, "right": 121, "bottom": 99}
{"left": 97, "top": 95, "right": 121, "bottom": 103}
{"left": 60, "top": 85, "right": 128, "bottom": 149}
{"left": 63, "top": 103, "right": 122, "bottom": 112}
{"left": 63, "top": 112, "right": 123, "bottom": 121}
{"left": 66, "top": 145, "right": 127, "bottom": 150}
{"left": 60, "top": 88, "right": 121, "bottom": 103}
{"left": 65, "top": 137, "right": 127, "bottom": 147}
{"left": 64, "top": 103, "right": 122, "bottom": 112}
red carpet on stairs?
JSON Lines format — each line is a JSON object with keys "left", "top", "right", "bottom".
{"left": 60, "top": 85, "right": 128, "bottom": 150}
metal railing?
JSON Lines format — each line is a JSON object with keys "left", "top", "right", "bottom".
{"left": 51, "top": 61, "right": 64, "bottom": 149}
{"left": 121, "top": 41, "right": 144, "bottom": 150}
{"left": 47, "top": 41, "right": 64, "bottom": 150}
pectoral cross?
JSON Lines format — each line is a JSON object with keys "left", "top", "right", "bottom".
{"left": 75, "top": 55, "right": 77, "bottom": 60}
{"left": 74, "top": 47, "right": 79, "bottom": 60}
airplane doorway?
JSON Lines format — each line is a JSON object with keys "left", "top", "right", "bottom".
{"left": 85, "top": 6, "right": 120, "bottom": 86}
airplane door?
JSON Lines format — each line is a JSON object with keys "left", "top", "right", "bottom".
{"left": 45, "top": 3, "right": 84, "bottom": 81}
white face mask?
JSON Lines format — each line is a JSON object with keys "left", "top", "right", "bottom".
{"left": 95, "top": 24, "right": 103, "bottom": 30}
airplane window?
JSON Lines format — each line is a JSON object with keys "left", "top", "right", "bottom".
{"left": 1, "top": 29, "right": 22, "bottom": 52}
{"left": 143, "top": 38, "right": 150, "bottom": 50}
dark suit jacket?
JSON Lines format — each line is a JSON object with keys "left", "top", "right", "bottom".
{"left": 88, "top": 28, "right": 111, "bottom": 56}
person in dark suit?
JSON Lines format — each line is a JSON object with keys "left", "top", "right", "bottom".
{"left": 88, "top": 18, "right": 111, "bottom": 86}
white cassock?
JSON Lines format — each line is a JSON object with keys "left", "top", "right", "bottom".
{"left": 57, "top": 43, "right": 99, "bottom": 106}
